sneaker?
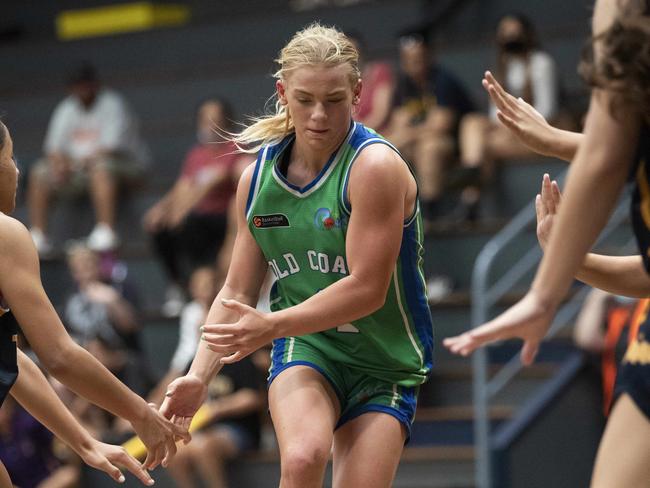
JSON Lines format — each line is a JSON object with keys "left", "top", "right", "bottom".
{"left": 29, "top": 228, "right": 54, "bottom": 257}
{"left": 161, "top": 284, "right": 186, "bottom": 318}
{"left": 86, "top": 224, "right": 120, "bottom": 252}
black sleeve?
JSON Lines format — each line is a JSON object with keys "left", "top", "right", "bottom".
{"left": 434, "top": 68, "right": 475, "bottom": 116}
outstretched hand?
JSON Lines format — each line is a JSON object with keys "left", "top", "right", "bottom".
{"left": 159, "top": 374, "right": 207, "bottom": 433}
{"left": 80, "top": 440, "right": 154, "bottom": 486}
{"left": 200, "top": 298, "right": 274, "bottom": 364}
{"left": 535, "top": 174, "right": 563, "bottom": 250}
{"left": 443, "top": 290, "right": 557, "bottom": 365}
{"left": 482, "top": 71, "right": 556, "bottom": 157}
{"left": 130, "top": 403, "right": 190, "bottom": 471}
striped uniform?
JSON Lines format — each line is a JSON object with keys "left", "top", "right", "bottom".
{"left": 246, "top": 121, "right": 433, "bottom": 435}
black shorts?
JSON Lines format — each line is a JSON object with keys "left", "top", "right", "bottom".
{"left": 614, "top": 313, "right": 650, "bottom": 420}
{"left": 0, "top": 312, "right": 18, "bottom": 407}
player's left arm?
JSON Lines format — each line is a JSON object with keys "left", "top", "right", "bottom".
{"left": 203, "top": 144, "right": 413, "bottom": 360}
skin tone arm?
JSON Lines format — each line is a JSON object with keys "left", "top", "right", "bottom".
{"left": 159, "top": 163, "right": 269, "bottom": 426}
{"left": 443, "top": 0, "right": 640, "bottom": 365}
{"left": 0, "top": 215, "right": 189, "bottom": 469}
{"left": 536, "top": 174, "right": 650, "bottom": 297}
{"left": 483, "top": 71, "right": 583, "bottom": 161}
{"left": 11, "top": 349, "right": 154, "bottom": 486}
{"left": 201, "top": 144, "right": 414, "bottom": 361}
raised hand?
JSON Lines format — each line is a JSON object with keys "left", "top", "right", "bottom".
{"left": 535, "top": 174, "right": 563, "bottom": 250}
{"left": 80, "top": 439, "right": 154, "bottom": 485}
{"left": 482, "top": 71, "right": 557, "bottom": 157}
{"left": 443, "top": 290, "right": 557, "bottom": 365}
{"left": 200, "top": 298, "right": 274, "bottom": 365}
{"left": 159, "top": 374, "right": 207, "bottom": 432}
{"left": 130, "top": 403, "right": 190, "bottom": 470}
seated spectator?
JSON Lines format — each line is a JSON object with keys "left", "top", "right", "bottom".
{"left": 384, "top": 30, "right": 474, "bottom": 223}
{"left": 458, "top": 14, "right": 561, "bottom": 221}
{"left": 148, "top": 266, "right": 218, "bottom": 405}
{"left": 27, "top": 62, "right": 149, "bottom": 255}
{"left": 166, "top": 355, "right": 265, "bottom": 488}
{"left": 348, "top": 32, "right": 395, "bottom": 132}
{"left": 64, "top": 243, "right": 150, "bottom": 396}
{"left": 142, "top": 98, "right": 251, "bottom": 316}
{"left": 0, "top": 396, "right": 78, "bottom": 488}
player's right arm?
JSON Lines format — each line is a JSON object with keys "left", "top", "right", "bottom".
{"left": 160, "top": 162, "right": 268, "bottom": 427}
{"left": 11, "top": 349, "right": 154, "bottom": 486}
{"left": 0, "top": 214, "right": 188, "bottom": 469}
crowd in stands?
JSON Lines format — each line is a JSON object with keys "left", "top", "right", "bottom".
{"left": 4, "top": 13, "right": 570, "bottom": 487}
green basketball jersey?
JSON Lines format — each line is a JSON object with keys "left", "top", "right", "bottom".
{"left": 246, "top": 122, "right": 433, "bottom": 386}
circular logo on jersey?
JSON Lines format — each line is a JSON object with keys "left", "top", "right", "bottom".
{"left": 314, "top": 208, "right": 340, "bottom": 230}
{"left": 253, "top": 216, "right": 262, "bottom": 227}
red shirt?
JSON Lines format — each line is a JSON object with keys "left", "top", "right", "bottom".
{"left": 180, "top": 142, "right": 239, "bottom": 215}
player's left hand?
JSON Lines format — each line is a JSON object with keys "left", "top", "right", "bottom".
{"left": 200, "top": 299, "right": 274, "bottom": 364}
{"left": 443, "top": 290, "right": 557, "bottom": 365}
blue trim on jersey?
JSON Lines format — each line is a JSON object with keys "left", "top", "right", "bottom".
{"left": 399, "top": 222, "right": 434, "bottom": 371}
{"left": 269, "top": 337, "right": 287, "bottom": 376}
{"left": 267, "top": 359, "right": 345, "bottom": 408}
{"left": 336, "top": 404, "right": 414, "bottom": 443}
{"left": 271, "top": 122, "right": 354, "bottom": 194}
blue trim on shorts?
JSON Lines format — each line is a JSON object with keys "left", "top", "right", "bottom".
{"left": 267, "top": 360, "right": 345, "bottom": 409}
{"left": 335, "top": 404, "right": 413, "bottom": 444}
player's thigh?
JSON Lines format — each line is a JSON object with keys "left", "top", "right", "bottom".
{"left": 332, "top": 412, "right": 406, "bottom": 488}
{"left": 269, "top": 365, "right": 340, "bottom": 456}
{"left": 591, "top": 393, "right": 650, "bottom": 488}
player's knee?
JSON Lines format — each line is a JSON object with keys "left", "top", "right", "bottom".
{"left": 281, "top": 442, "right": 329, "bottom": 479}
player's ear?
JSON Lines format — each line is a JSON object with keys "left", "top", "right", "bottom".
{"left": 276, "top": 80, "right": 288, "bottom": 106}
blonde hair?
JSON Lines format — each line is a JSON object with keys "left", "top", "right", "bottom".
{"left": 233, "top": 22, "right": 360, "bottom": 153}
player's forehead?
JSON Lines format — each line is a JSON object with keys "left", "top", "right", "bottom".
{"left": 285, "top": 63, "right": 354, "bottom": 95}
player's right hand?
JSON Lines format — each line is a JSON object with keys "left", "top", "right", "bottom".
{"left": 80, "top": 439, "right": 154, "bottom": 485}
{"left": 130, "top": 403, "right": 190, "bottom": 471}
{"left": 160, "top": 374, "right": 207, "bottom": 433}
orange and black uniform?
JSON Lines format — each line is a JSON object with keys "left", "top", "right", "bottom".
{"left": 0, "top": 292, "right": 18, "bottom": 407}
{"left": 615, "top": 123, "right": 650, "bottom": 419}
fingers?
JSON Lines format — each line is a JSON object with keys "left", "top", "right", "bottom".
{"left": 100, "top": 459, "right": 126, "bottom": 484}
{"left": 169, "top": 420, "right": 191, "bottom": 444}
{"left": 114, "top": 449, "right": 155, "bottom": 486}
{"left": 520, "top": 340, "right": 540, "bottom": 366}
{"left": 535, "top": 194, "right": 543, "bottom": 224}
{"left": 220, "top": 351, "right": 244, "bottom": 364}
{"left": 161, "top": 434, "right": 177, "bottom": 468}
{"left": 551, "top": 180, "right": 562, "bottom": 206}
{"left": 541, "top": 173, "right": 555, "bottom": 213}
{"left": 143, "top": 444, "right": 164, "bottom": 472}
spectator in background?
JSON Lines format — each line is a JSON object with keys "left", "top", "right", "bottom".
{"left": 166, "top": 355, "right": 265, "bottom": 488}
{"left": 384, "top": 30, "right": 474, "bottom": 223}
{"left": 142, "top": 98, "right": 250, "bottom": 317}
{"left": 148, "top": 266, "right": 218, "bottom": 405}
{"left": 458, "top": 14, "right": 560, "bottom": 222}
{"left": 64, "top": 243, "right": 150, "bottom": 396}
{"left": 27, "top": 62, "right": 149, "bottom": 255}
{"left": 0, "top": 396, "right": 76, "bottom": 488}
{"left": 348, "top": 33, "right": 395, "bottom": 132}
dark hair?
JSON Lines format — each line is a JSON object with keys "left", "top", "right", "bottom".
{"left": 496, "top": 13, "right": 540, "bottom": 106}
{"left": 197, "top": 96, "right": 235, "bottom": 131}
{"left": 67, "top": 61, "right": 98, "bottom": 85}
{"left": 579, "top": 0, "right": 650, "bottom": 121}
{"left": 497, "top": 13, "right": 539, "bottom": 51}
